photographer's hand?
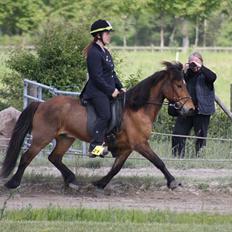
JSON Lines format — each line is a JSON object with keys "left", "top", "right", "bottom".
{"left": 183, "top": 63, "right": 189, "bottom": 73}
{"left": 189, "top": 56, "right": 203, "bottom": 72}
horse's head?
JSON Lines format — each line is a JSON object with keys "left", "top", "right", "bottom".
{"left": 161, "top": 61, "right": 195, "bottom": 116}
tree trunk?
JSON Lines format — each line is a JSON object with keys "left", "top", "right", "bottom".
{"left": 169, "top": 25, "right": 176, "bottom": 46}
{"left": 160, "top": 16, "right": 164, "bottom": 48}
{"left": 122, "top": 16, "right": 127, "bottom": 47}
{"left": 203, "top": 18, "right": 207, "bottom": 47}
{"left": 194, "top": 18, "right": 199, "bottom": 47}
{"left": 123, "top": 35, "right": 127, "bottom": 47}
{"left": 181, "top": 19, "right": 189, "bottom": 51}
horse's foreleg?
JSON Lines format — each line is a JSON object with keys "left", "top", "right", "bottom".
{"left": 48, "top": 136, "right": 78, "bottom": 189}
{"left": 135, "top": 142, "right": 181, "bottom": 190}
{"left": 93, "top": 149, "right": 131, "bottom": 189}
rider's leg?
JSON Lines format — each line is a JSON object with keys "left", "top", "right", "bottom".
{"left": 89, "top": 95, "right": 111, "bottom": 156}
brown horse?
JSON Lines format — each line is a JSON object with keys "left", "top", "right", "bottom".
{"left": 1, "top": 62, "right": 195, "bottom": 190}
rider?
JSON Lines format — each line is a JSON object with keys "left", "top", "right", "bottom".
{"left": 81, "top": 19, "right": 125, "bottom": 157}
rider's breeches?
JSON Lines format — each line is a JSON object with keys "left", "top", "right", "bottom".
{"left": 89, "top": 95, "right": 111, "bottom": 147}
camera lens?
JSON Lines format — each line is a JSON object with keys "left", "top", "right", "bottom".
{"left": 189, "top": 62, "right": 197, "bottom": 69}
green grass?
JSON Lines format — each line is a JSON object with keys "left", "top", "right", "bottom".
{"left": 117, "top": 50, "right": 232, "bottom": 108}
{"left": 1, "top": 208, "right": 232, "bottom": 232}
{"left": 0, "top": 49, "right": 231, "bottom": 107}
{"left": 1, "top": 221, "right": 232, "bottom": 232}
{"left": 3, "top": 207, "right": 232, "bottom": 224}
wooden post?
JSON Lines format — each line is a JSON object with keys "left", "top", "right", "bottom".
{"left": 215, "top": 95, "right": 232, "bottom": 121}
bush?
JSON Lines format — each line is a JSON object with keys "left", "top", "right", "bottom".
{"left": 153, "top": 106, "right": 232, "bottom": 139}
{"left": 1, "top": 22, "right": 89, "bottom": 109}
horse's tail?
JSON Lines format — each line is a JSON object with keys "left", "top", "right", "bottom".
{"left": 1, "top": 101, "right": 41, "bottom": 178}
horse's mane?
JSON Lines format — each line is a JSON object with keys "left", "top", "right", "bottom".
{"left": 126, "top": 61, "right": 183, "bottom": 111}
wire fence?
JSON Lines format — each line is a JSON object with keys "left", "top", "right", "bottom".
{"left": 0, "top": 79, "right": 231, "bottom": 169}
{"left": 0, "top": 130, "right": 231, "bottom": 166}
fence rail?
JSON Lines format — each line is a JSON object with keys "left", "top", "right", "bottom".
{"left": 23, "top": 79, "right": 87, "bottom": 156}
{"left": 110, "top": 46, "right": 232, "bottom": 52}
{"left": 21, "top": 80, "right": 232, "bottom": 164}
{"left": 2, "top": 45, "right": 232, "bottom": 52}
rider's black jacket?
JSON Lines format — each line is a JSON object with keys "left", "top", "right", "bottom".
{"left": 82, "top": 43, "right": 123, "bottom": 99}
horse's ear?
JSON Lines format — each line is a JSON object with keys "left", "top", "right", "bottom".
{"left": 162, "top": 61, "right": 172, "bottom": 70}
{"left": 176, "top": 62, "right": 183, "bottom": 71}
{"left": 162, "top": 61, "right": 183, "bottom": 71}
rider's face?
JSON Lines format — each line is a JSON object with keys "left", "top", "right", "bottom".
{"left": 102, "top": 31, "right": 111, "bottom": 45}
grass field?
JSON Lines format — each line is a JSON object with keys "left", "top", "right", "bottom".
{"left": 117, "top": 50, "right": 232, "bottom": 108}
{"left": 1, "top": 208, "right": 232, "bottom": 232}
{"left": 1, "top": 221, "right": 232, "bottom": 232}
{"left": 0, "top": 49, "right": 231, "bottom": 107}
{"left": 0, "top": 49, "right": 232, "bottom": 232}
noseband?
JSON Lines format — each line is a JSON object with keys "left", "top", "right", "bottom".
{"left": 168, "top": 96, "right": 191, "bottom": 110}
{"left": 146, "top": 96, "right": 192, "bottom": 110}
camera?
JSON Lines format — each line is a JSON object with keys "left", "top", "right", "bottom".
{"left": 189, "top": 62, "right": 197, "bottom": 69}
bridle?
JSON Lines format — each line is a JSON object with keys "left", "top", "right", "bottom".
{"left": 146, "top": 96, "right": 191, "bottom": 110}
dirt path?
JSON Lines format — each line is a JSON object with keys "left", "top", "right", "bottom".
{"left": 26, "top": 166, "right": 232, "bottom": 179}
{"left": 0, "top": 167, "right": 232, "bottom": 214}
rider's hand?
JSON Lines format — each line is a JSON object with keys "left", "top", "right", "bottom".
{"left": 120, "top": 88, "right": 127, "bottom": 92}
{"left": 112, "top": 89, "right": 120, "bottom": 98}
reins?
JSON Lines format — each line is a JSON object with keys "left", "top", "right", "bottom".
{"left": 146, "top": 96, "right": 191, "bottom": 110}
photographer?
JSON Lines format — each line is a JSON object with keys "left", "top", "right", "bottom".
{"left": 172, "top": 52, "right": 217, "bottom": 158}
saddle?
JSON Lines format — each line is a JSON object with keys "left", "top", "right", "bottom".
{"left": 81, "top": 93, "right": 126, "bottom": 138}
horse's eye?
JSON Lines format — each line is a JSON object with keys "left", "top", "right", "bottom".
{"left": 177, "top": 84, "right": 182, "bottom": 88}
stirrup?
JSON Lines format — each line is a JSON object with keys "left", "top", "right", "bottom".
{"left": 89, "top": 145, "right": 108, "bottom": 158}
{"left": 90, "top": 145, "right": 105, "bottom": 157}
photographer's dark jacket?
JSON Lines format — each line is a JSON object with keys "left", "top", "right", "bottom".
{"left": 185, "top": 66, "right": 217, "bottom": 115}
{"left": 81, "top": 43, "right": 123, "bottom": 99}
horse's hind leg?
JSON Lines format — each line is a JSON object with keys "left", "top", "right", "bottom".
{"left": 93, "top": 149, "right": 131, "bottom": 189}
{"left": 48, "top": 135, "right": 78, "bottom": 189}
{"left": 5, "top": 138, "right": 48, "bottom": 189}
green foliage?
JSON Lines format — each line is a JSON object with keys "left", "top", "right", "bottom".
{"left": 216, "top": 20, "right": 232, "bottom": 46}
{"left": 0, "top": 0, "right": 46, "bottom": 35}
{"left": 153, "top": 106, "right": 232, "bottom": 139}
{"left": 123, "top": 69, "right": 142, "bottom": 89}
{"left": 0, "top": 0, "right": 231, "bottom": 47}
{"left": 83, "top": 160, "right": 102, "bottom": 169}
{"left": 3, "top": 207, "right": 232, "bottom": 224}
{"left": 1, "top": 221, "right": 232, "bottom": 232}
{"left": 34, "top": 23, "right": 88, "bottom": 90}
{"left": 1, "top": 22, "right": 89, "bottom": 109}
{"left": 153, "top": 106, "right": 176, "bottom": 134}
{"left": 0, "top": 71, "right": 23, "bottom": 109}
{"left": 208, "top": 108, "right": 232, "bottom": 138}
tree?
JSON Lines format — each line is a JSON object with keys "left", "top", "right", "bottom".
{"left": 174, "top": 0, "right": 220, "bottom": 47}
{"left": 0, "top": 0, "right": 46, "bottom": 35}
{"left": 214, "top": 0, "right": 232, "bottom": 46}
{"left": 1, "top": 22, "right": 88, "bottom": 109}
{"left": 146, "top": 0, "right": 178, "bottom": 47}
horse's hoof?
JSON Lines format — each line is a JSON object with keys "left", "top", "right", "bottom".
{"left": 92, "top": 181, "right": 105, "bottom": 192}
{"left": 4, "top": 179, "right": 20, "bottom": 189}
{"left": 68, "top": 180, "right": 80, "bottom": 191}
{"left": 95, "top": 186, "right": 105, "bottom": 194}
{"left": 168, "top": 180, "right": 182, "bottom": 190}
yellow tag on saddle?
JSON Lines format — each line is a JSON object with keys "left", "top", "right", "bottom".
{"left": 91, "top": 145, "right": 105, "bottom": 156}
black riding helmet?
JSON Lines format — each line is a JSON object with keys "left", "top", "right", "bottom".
{"left": 90, "top": 19, "right": 113, "bottom": 37}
